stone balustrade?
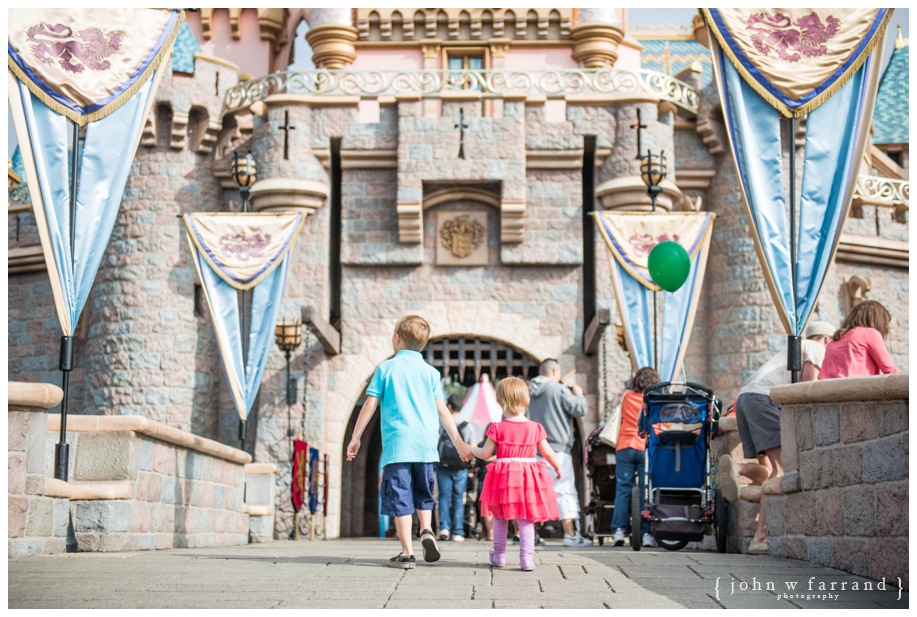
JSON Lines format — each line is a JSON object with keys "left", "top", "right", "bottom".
{"left": 8, "top": 382, "right": 279, "bottom": 554}
{"left": 765, "top": 374, "right": 909, "bottom": 589}
{"left": 223, "top": 68, "right": 700, "bottom": 114}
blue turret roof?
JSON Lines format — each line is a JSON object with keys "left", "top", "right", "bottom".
{"left": 172, "top": 19, "right": 202, "bottom": 75}
{"left": 11, "top": 146, "right": 24, "bottom": 180}
{"left": 873, "top": 43, "right": 909, "bottom": 145}
{"left": 640, "top": 39, "right": 713, "bottom": 85}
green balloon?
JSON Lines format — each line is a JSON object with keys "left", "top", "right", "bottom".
{"left": 648, "top": 241, "right": 691, "bottom": 292}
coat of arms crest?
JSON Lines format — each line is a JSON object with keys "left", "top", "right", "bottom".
{"left": 27, "top": 23, "right": 122, "bottom": 73}
{"left": 440, "top": 215, "right": 485, "bottom": 258}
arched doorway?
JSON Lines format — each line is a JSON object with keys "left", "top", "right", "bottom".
{"left": 339, "top": 398, "right": 383, "bottom": 538}
{"left": 338, "top": 337, "right": 585, "bottom": 539}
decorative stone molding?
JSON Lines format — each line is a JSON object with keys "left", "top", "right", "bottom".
{"left": 500, "top": 201, "right": 526, "bottom": 243}
{"left": 8, "top": 381, "right": 63, "bottom": 409}
{"left": 595, "top": 176, "right": 683, "bottom": 212}
{"left": 674, "top": 169, "right": 716, "bottom": 190}
{"left": 852, "top": 175, "right": 909, "bottom": 211}
{"left": 421, "top": 42, "right": 441, "bottom": 59}
{"left": 423, "top": 187, "right": 500, "bottom": 210}
{"left": 245, "top": 463, "right": 278, "bottom": 475}
{"left": 249, "top": 178, "right": 330, "bottom": 214}
{"left": 696, "top": 113, "right": 727, "bottom": 155}
{"left": 8, "top": 245, "right": 45, "bottom": 275}
{"left": 836, "top": 234, "right": 908, "bottom": 269}
{"left": 47, "top": 414, "right": 252, "bottom": 465}
{"left": 356, "top": 9, "right": 572, "bottom": 43}
{"left": 193, "top": 117, "right": 222, "bottom": 154}
{"left": 170, "top": 112, "right": 189, "bottom": 150}
{"left": 571, "top": 22, "right": 624, "bottom": 68}
{"left": 341, "top": 149, "right": 398, "bottom": 169}
{"left": 526, "top": 150, "right": 584, "bottom": 170}
{"left": 140, "top": 112, "right": 156, "bottom": 147}
{"left": 844, "top": 275, "right": 872, "bottom": 314}
{"left": 396, "top": 202, "right": 423, "bottom": 243}
{"left": 306, "top": 23, "right": 359, "bottom": 69}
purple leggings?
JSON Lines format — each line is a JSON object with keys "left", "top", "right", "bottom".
{"left": 490, "top": 519, "right": 535, "bottom": 569}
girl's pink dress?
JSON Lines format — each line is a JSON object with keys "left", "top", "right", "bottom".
{"left": 479, "top": 420, "right": 559, "bottom": 522}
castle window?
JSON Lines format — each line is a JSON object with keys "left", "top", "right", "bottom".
{"left": 444, "top": 49, "right": 487, "bottom": 91}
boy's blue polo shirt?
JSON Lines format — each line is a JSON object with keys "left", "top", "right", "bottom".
{"left": 366, "top": 350, "right": 444, "bottom": 469}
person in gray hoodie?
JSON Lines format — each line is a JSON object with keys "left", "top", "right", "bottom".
{"left": 527, "top": 358, "right": 592, "bottom": 547}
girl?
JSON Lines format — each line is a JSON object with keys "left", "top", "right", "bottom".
{"left": 472, "top": 377, "right": 562, "bottom": 571}
{"left": 819, "top": 300, "right": 899, "bottom": 379}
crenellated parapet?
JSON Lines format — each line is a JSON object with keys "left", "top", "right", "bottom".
{"left": 141, "top": 54, "right": 239, "bottom": 154}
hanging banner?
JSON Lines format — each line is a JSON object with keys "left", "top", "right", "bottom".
{"left": 184, "top": 212, "right": 306, "bottom": 420}
{"left": 292, "top": 440, "right": 309, "bottom": 514}
{"left": 703, "top": 9, "right": 889, "bottom": 337}
{"left": 594, "top": 211, "right": 715, "bottom": 382}
{"left": 308, "top": 447, "right": 320, "bottom": 516}
{"left": 8, "top": 9, "right": 184, "bottom": 125}
{"left": 8, "top": 9, "right": 183, "bottom": 337}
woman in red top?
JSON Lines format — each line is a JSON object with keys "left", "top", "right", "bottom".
{"left": 819, "top": 301, "right": 899, "bottom": 379}
{"left": 610, "top": 366, "right": 659, "bottom": 548}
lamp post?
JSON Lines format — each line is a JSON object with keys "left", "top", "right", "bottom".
{"left": 640, "top": 149, "right": 667, "bottom": 372}
{"left": 275, "top": 318, "right": 303, "bottom": 441}
{"left": 230, "top": 150, "right": 257, "bottom": 450}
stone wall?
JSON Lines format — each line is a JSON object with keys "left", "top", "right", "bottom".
{"left": 8, "top": 383, "right": 71, "bottom": 556}
{"left": 766, "top": 375, "right": 909, "bottom": 589}
{"left": 7, "top": 381, "right": 277, "bottom": 554}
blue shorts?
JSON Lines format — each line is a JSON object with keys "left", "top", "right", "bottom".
{"left": 380, "top": 462, "right": 435, "bottom": 517}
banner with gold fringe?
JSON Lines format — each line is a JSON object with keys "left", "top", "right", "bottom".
{"left": 706, "top": 10, "right": 888, "bottom": 338}
{"left": 701, "top": 9, "right": 892, "bottom": 118}
{"left": 184, "top": 213, "right": 304, "bottom": 421}
{"left": 594, "top": 211, "right": 715, "bottom": 381}
{"left": 8, "top": 9, "right": 184, "bottom": 125}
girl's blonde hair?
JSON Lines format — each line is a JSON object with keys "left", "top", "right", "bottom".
{"left": 496, "top": 376, "right": 529, "bottom": 416}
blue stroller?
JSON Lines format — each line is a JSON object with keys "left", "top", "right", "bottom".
{"left": 633, "top": 381, "right": 727, "bottom": 552}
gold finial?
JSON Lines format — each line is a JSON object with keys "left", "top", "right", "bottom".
{"left": 895, "top": 23, "right": 908, "bottom": 49}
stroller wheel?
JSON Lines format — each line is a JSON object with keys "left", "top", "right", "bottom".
{"left": 714, "top": 488, "right": 728, "bottom": 553}
{"left": 659, "top": 539, "right": 688, "bottom": 551}
{"left": 630, "top": 486, "right": 642, "bottom": 551}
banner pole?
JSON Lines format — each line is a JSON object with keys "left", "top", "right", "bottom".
{"left": 239, "top": 188, "right": 250, "bottom": 450}
{"left": 54, "top": 121, "right": 81, "bottom": 481}
{"left": 787, "top": 116, "right": 801, "bottom": 383}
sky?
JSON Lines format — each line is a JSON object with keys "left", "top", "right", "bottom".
{"left": 7, "top": 9, "right": 911, "bottom": 158}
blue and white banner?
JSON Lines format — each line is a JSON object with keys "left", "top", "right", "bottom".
{"left": 706, "top": 10, "right": 887, "bottom": 337}
{"left": 183, "top": 213, "right": 305, "bottom": 421}
{"left": 8, "top": 9, "right": 183, "bottom": 124}
{"left": 8, "top": 71, "right": 165, "bottom": 338}
{"left": 594, "top": 212, "right": 715, "bottom": 382}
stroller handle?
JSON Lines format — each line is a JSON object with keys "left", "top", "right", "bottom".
{"left": 642, "top": 381, "right": 715, "bottom": 398}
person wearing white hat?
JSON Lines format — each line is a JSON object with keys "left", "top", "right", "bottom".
{"left": 718, "top": 320, "right": 836, "bottom": 554}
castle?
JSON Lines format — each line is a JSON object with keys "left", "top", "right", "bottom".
{"left": 7, "top": 8, "right": 909, "bottom": 541}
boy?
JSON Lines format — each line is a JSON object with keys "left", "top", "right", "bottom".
{"left": 346, "top": 315, "right": 473, "bottom": 569}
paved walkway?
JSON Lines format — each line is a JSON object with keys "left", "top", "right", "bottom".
{"left": 9, "top": 538, "right": 907, "bottom": 609}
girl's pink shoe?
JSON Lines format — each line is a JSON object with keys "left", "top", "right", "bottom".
{"left": 520, "top": 560, "right": 535, "bottom": 572}
{"left": 488, "top": 550, "right": 505, "bottom": 567}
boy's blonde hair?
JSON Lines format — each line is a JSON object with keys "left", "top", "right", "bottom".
{"left": 394, "top": 315, "right": 431, "bottom": 351}
{"left": 496, "top": 376, "right": 529, "bottom": 416}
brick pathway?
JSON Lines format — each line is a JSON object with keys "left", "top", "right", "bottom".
{"left": 8, "top": 538, "right": 907, "bottom": 609}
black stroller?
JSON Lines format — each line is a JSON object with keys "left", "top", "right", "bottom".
{"left": 585, "top": 425, "right": 618, "bottom": 545}
{"left": 632, "top": 381, "right": 727, "bottom": 552}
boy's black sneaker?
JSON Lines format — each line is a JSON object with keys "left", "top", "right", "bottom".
{"left": 389, "top": 553, "right": 416, "bottom": 569}
{"left": 420, "top": 528, "right": 441, "bottom": 562}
